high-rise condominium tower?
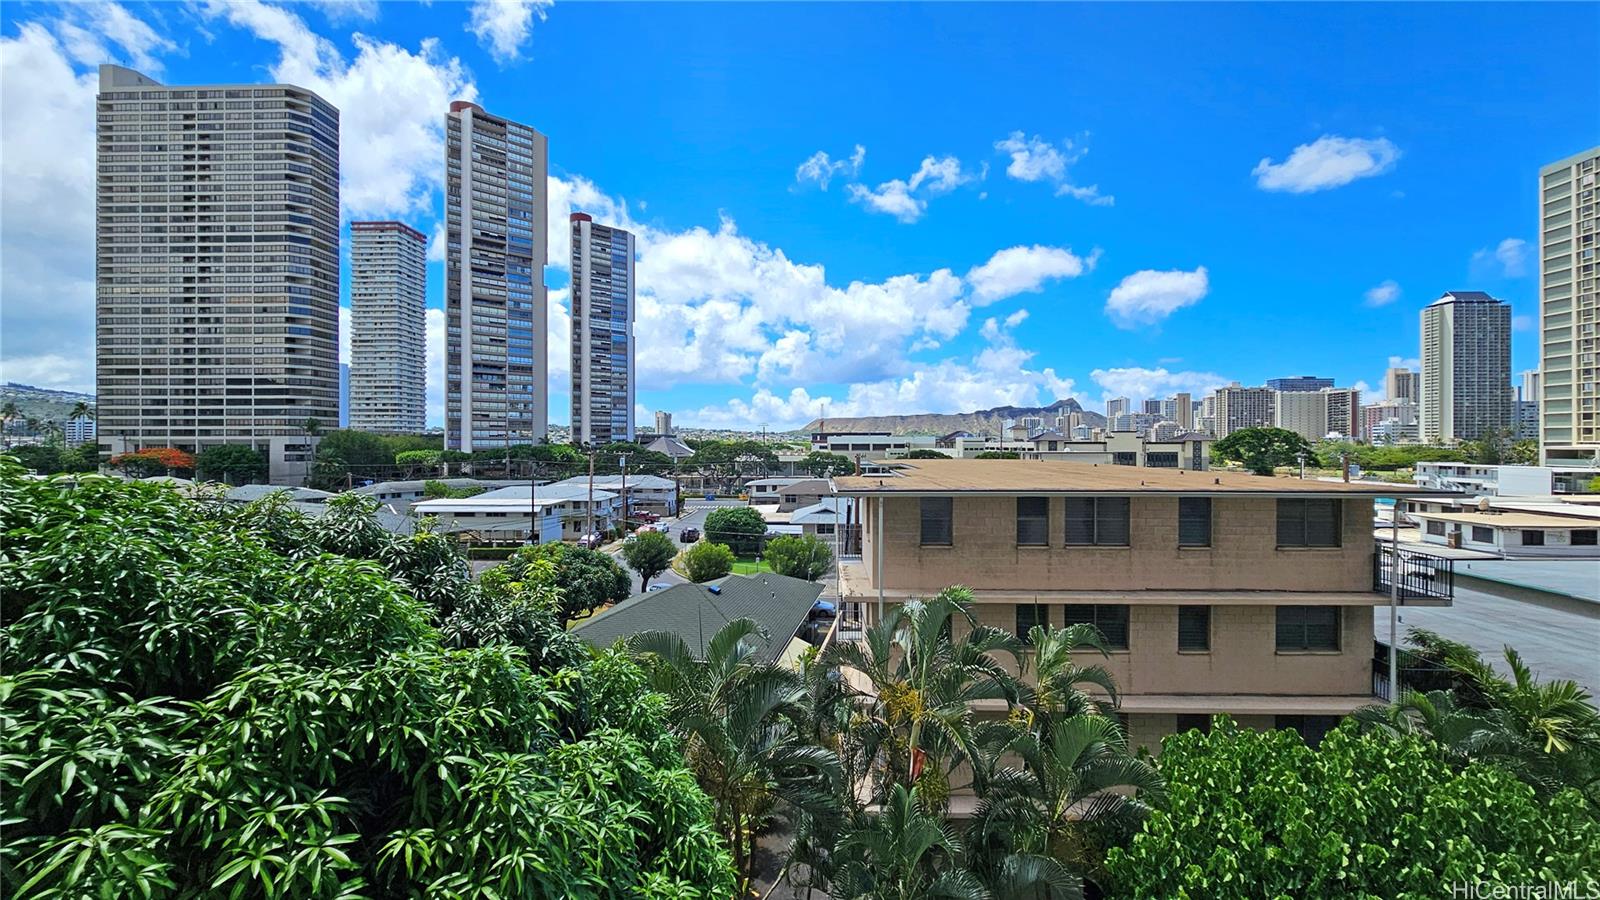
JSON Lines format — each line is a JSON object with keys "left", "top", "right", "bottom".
{"left": 445, "top": 101, "right": 548, "bottom": 451}
{"left": 1212, "top": 384, "right": 1276, "bottom": 438}
{"left": 94, "top": 65, "right": 339, "bottom": 483}
{"left": 349, "top": 221, "right": 427, "bottom": 432}
{"left": 569, "top": 213, "right": 636, "bottom": 445}
{"left": 1266, "top": 375, "right": 1333, "bottom": 392}
{"left": 1538, "top": 147, "right": 1599, "bottom": 463}
{"left": 1383, "top": 367, "right": 1419, "bottom": 404}
{"left": 1420, "top": 291, "right": 1512, "bottom": 444}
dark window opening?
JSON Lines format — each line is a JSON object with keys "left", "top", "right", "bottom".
{"left": 1016, "top": 496, "right": 1049, "bottom": 546}
{"left": 1277, "top": 498, "right": 1342, "bottom": 547}
{"left": 1065, "top": 603, "right": 1130, "bottom": 650}
{"left": 1178, "top": 497, "right": 1211, "bottom": 547}
{"left": 1276, "top": 605, "right": 1340, "bottom": 651}
{"left": 1178, "top": 605, "right": 1210, "bottom": 651}
{"left": 1064, "top": 497, "right": 1130, "bottom": 546}
{"left": 920, "top": 497, "right": 952, "bottom": 546}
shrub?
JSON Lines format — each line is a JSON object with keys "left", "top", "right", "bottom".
{"left": 764, "top": 534, "right": 833, "bottom": 580}
{"left": 194, "top": 444, "right": 267, "bottom": 484}
{"left": 703, "top": 506, "right": 768, "bottom": 555}
{"left": 676, "top": 541, "right": 735, "bottom": 582}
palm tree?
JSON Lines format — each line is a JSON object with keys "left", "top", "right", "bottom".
{"left": 1017, "top": 623, "right": 1120, "bottom": 733}
{"left": 628, "top": 618, "right": 841, "bottom": 894}
{"left": 302, "top": 416, "right": 323, "bottom": 484}
{"left": 830, "top": 784, "right": 986, "bottom": 900}
{"left": 1, "top": 399, "right": 18, "bottom": 448}
{"left": 969, "top": 715, "right": 1165, "bottom": 893}
{"left": 823, "top": 587, "right": 1024, "bottom": 805}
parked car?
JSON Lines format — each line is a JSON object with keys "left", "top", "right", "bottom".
{"left": 679, "top": 527, "right": 701, "bottom": 543}
{"left": 577, "top": 533, "right": 603, "bottom": 549}
{"left": 647, "top": 583, "right": 672, "bottom": 592}
{"left": 635, "top": 511, "right": 659, "bottom": 524}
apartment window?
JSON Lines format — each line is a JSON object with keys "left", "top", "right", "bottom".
{"left": 1276, "top": 498, "right": 1342, "bottom": 547}
{"left": 1573, "top": 530, "right": 1598, "bottom": 546}
{"left": 1064, "top": 497, "right": 1130, "bottom": 546}
{"left": 1015, "top": 603, "right": 1049, "bottom": 643}
{"left": 1426, "top": 520, "right": 1446, "bottom": 537}
{"left": 1471, "top": 526, "right": 1493, "bottom": 544}
{"left": 1016, "top": 497, "right": 1049, "bottom": 546}
{"left": 912, "top": 497, "right": 955, "bottom": 546}
{"left": 1178, "top": 606, "right": 1210, "bottom": 652}
{"left": 1178, "top": 497, "right": 1211, "bottom": 547}
{"left": 1065, "top": 604, "right": 1129, "bottom": 650}
{"left": 1175, "top": 713, "right": 1211, "bottom": 734}
{"left": 1522, "top": 530, "right": 1546, "bottom": 547}
{"left": 1276, "top": 714, "right": 1340, "bottom": 747}
{"left": 1275, "top": 606, "right": 1340, "bottom": 652}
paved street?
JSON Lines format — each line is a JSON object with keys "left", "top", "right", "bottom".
{"left": 608, "top": 498, "right": 746, "bottom": 588}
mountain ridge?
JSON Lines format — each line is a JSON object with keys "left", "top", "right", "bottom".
{"left": 802, "top": 398, "right": 1105, "bottom": 436}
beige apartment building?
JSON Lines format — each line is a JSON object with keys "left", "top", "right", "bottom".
{"left": 833, "top": 459, "right": 1454, "bottom": 751}
{"left": 1539, "top": 147, "right": 1600, "bottom": 464}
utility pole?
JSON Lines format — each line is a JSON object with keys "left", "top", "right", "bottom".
{"left": 585, "top": 445, "right": 595, "bottom": 539}
{"left": 1388, "top": 500, "right": 1400, "bottom": 705}
{"left": 619, "top": 453, "right": 629, "bottom": 533}
{"left": 527, "top": 450, "right": 539, "bottom": 545}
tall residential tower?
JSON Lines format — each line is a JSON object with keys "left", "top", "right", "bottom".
{"left": 445, "top": 101, "right": 548, "bottom": 451}
{"left": 94, "top": 65, "right": 340, "bottom": 483}
{"left": 1419, "top": 291, "right": 1512, "bottom": 444}
{"left": 349, "top": 221, "right": 427, "bottom": 432}
{"left": 569, "top": 213, "right": 636, "bottom": 445}
{"left": 1538, "top": 147, "right": 1600, "bottom": 463}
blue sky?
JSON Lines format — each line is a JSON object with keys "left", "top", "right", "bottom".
{"left": 3, "top": 1, "right": 1596, "bottom": 429}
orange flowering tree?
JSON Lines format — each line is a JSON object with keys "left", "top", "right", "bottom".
{"left": 108, "top": 447, "right": 195, "bottom": 478}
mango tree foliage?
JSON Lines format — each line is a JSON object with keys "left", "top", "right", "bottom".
{"left": 1103, "top": 719, "right": 1600, "bottom": 899}
{"left": 0, "top": 457, "right": 735, "bottom": 898}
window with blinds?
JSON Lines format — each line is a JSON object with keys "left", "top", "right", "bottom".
{"left": 1276, "top": 498, "right": 1342, "bottom": 547}
{"left": 1064, "top": 497, "right": 1131, "bottom": 546}
{"left": 919, "top": 497, "right": 952, "bottom": 546}
{"left": 1015, "top": 603, "right": 1049, "bottom": 644}
{"left": 1064, "top": 603, "right": 1129, "bottom": 649}
{"left": 1178, "top": 605, "right": 1210, "bottom": 651}
{"left": 1178, "top": 497, "right": 1211, "bottom": 547}
{"left": 1275, "top": 605, "right": 1340, "bottom": 651}
{"left": 1016, "top": 497, "right": 1049, "bottom": 546}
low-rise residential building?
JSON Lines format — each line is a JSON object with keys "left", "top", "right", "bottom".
{"left": 1413, "top": 462, "right": 1600, "bottom": 496}
{"left": 747, "top": 477, "right": 810, "bottom": 504}
{"left": 350, "top": 478, "right": 528, "bottom": 513}
{"left": 833, "top": 459, "right": 1455, "bottom": 754}
{"left": 412, "top": 483, "right": 620, "bottom": 541}
{"left": 1021, "top": 431, "right": 1212, "bottom": 470}
{"left": 550, "top": 473, "right": 677, "bottom": 517}
{"left": 809, "top": 431, "right": 937, "bottom": 457}
{"left": 1409, "top": 504, "right": 1600, "bottom": 558}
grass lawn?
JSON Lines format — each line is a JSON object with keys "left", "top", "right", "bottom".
{"left": 730, "top": 556, "right": 767, "bottom": 575}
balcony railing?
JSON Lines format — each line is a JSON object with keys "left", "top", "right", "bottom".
{"left": 1371, "top": 640, "right": 1458, "bottom": 702}
{"left": 1372, "top": 546, "right": 1454, "bottom": 604}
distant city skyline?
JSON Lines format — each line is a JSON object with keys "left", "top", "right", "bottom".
{"left": 2, "top": 2, "right": 1593, "bottom": 430}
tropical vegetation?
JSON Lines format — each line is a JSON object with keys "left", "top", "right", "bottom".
{"left": 674, "top": 540, "right": 736, "bottom": 582}
{"left": 1212, "top": 426, "right": 1315, "bottom": 475}
{"left": 703, "top": 505, "right": 769, "bottom": 555}
{"left": 193, "top": 444, "right": 268, "bottom": 484}
{"left": 621, "top": 529, "right": 677, "bottom": 591}
{"left": 764, "top": 533, "right": 834, "bottom": 580}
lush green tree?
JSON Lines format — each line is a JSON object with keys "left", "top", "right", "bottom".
{"left": 308, "top": 452, "right": 349, "bottom": 491}
{"left": 1103, "top": 720, "right": 1600, "bottom": 898}
{"left": 629, "top": 618, "right": 840, "bottom": 893}
{"left": 394, "top": 448, "right": 442, "bottom": 472}
{"left": 0, "top": 455, "right": 736, "bottom": 897}
{"left": 621, "top": 529, "right": 677, "bottom": 591}
{"left": 1211, "top": 427, "right": 1313, "bottom": 475}
{"left": 9, "top": 442, "right": 96, "bottom": 475}
{"left": 1017, "top": 623, "right": 1120, "bottom": 733}
{"left": 495, "top": 541, "right": 632, "bottom": 624}
{"left": 1312, "top": 440, "right": 1469, "bottom": 471}
{"left": 194, "top": 444, "right": 268, "bottom": 484}
{"left": 314, "top": 429, "right": 394, "bottom": 472}
{"left": 675, "top": 540, "right": 736, "bottom": 583}
{"left": 686, "top": 440, "right": 780, "bottom": 490}
{"left": 829, "top": 784, "right": 985, "bottom": 900}
{"left": 703, "top": 506, "right": 769, "bottom": 555}
{"left": 902, "top": 449, "right": 952, "bottom": 459}
{"left": 422, "top": 478, "right": 486, "bottom": 499}
{"left": 973, "top": 450, "right": 1021, "bottom": 459}
{"left": 799, "top": 450, "right": 853, "bottom": 477}
{"left": 1587, "top": 475, "right": 1600, "bottom": 493}
{"left": 1508, "top": 438, "right": 1538, "bottom": 465}
{"left": 764, "top": 533, "right": 834, "bottom": 580}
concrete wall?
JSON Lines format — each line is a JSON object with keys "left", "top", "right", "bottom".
{"left": 865, "top": 495, "right": 1374, "bottom": 593}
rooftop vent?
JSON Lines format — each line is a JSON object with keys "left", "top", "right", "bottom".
{"left": 707, "top": 585, "right": 721, "bottom": 595}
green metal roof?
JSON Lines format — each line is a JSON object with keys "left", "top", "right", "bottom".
{"left": 574, "top": 572, "right": 824, "bottom": 663}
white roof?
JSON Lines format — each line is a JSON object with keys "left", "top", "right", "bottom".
{"left": 550, "top": 474, "right": 675, "bottom": 491}
{"left": 413, "top": 484, "right": 617, "bottom": 514}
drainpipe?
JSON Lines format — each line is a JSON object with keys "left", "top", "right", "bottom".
{"left": 875, "top": 496, "right": 885, "bottom": 624}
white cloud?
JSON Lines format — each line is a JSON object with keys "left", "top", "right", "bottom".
{"left": 202, "top": 0, "right": 477, "bottom": 219}
{"left": 0, "top": 23, "right": 99, "bottom": 389}
{"left": 466, "top": 0, "right": 553, "bottom": 63}
{"left": 966, "top": 245, "right": 1097, "bottom": 305}
{"left": 427, "top": 220, "right": 448, "bottom": 262}
{"left": 1104, "top": 267, "right": 1209, "bottom": 329}
{"left": 795, "top": 144, "right": 865, "bottom": 190}
{"left": 55, "top": 2, "right": 177, "bottom": 73}
{"left": 1512, "top": 314, "right": 1534, "bottom": 332}
{"left": 845, "top": 154, "right": 980, "bottom": 223}
{"left": 1471, "top": 238, "right": 1529, "bottom": 278}
{"left": 1089, "top": 366, "right": 1232, "bottom": 405}
{"left": 1364, "top": 279, "right": 1401, "bottom": 307}
{"left": 1252, "top": 135, "right": 1400, "bottom": 193}
{"left": 994, "top": 131, "right": 1113, "bottom": 206}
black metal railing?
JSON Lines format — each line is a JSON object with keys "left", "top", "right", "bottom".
{"left": 1371, "top": 640, "right": 1458, "bottom": 701}
{"left": 1372, "top": 546, "right": 1454, "bottom": 603}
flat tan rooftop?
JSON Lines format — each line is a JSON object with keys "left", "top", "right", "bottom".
{"left": 1416, "top": 510, "right": 1600, "bottom": 529}
{"left": 833, "top": 459, "right": 1452, "bottom": 496}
